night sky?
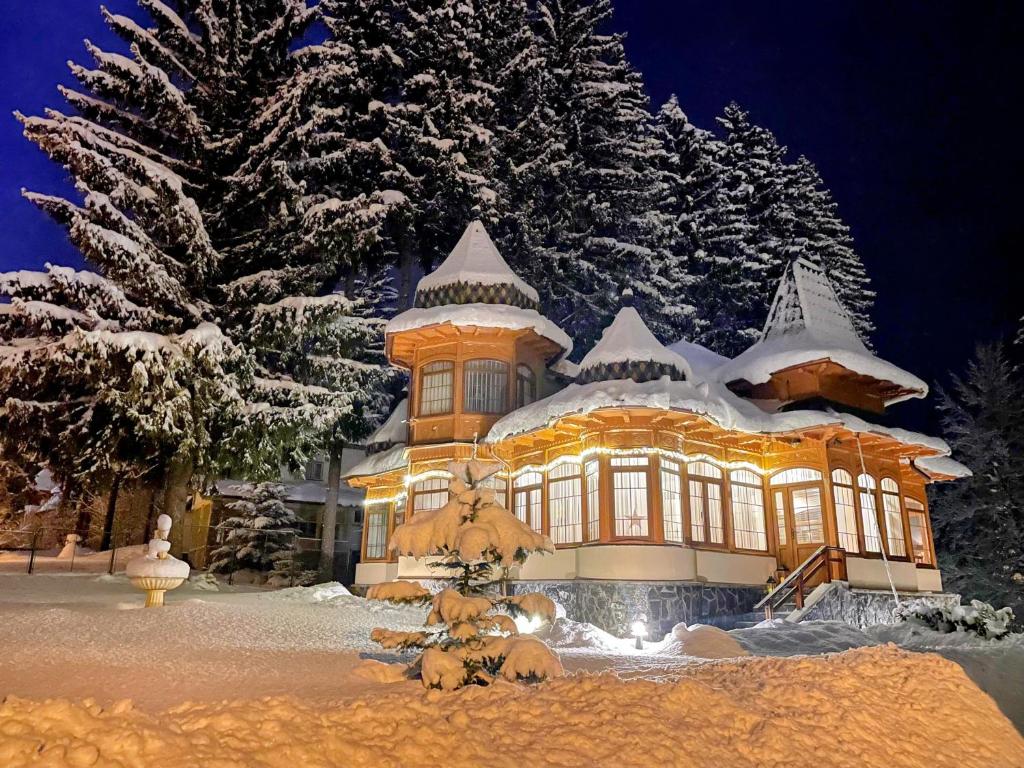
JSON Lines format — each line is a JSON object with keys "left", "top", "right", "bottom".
{"left": 1, "top": 1, "right": 1021, "bottom": 432}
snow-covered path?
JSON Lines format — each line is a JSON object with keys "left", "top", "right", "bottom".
{"left": 1, "top": 574, "right": 1022, "bottom": 767}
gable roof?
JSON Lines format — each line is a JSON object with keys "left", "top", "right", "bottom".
{"left": 367, "top": 398, "right": 408, "bottom": 448}
{"left": 577, "top": 306, "right": 692, "bottom": 384}
{"left": 716, "top": 259, "right": 927, "bottom": 404}
{"left": 415, "top": 220, "right": 539, "bottom": 309}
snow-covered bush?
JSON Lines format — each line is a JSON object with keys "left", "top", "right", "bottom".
{"left": 209, "top": 483, "right": 299, "bottom": 579}
{"left": 897, "top": 599, "right": 1016, "bottom": 639}
{"left": 367, "top": 460, "right": 563, "bottom": 690}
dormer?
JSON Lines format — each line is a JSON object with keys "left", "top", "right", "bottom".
{"left": 385, "top": 221, "right": 571, "bottom": 446}
{"left": 717, "top": 259, "right": 927, "bottom": 414}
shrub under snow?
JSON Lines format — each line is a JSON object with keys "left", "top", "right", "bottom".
{"left": 367, "top": 460, "right": 562, "bottom": 689}
{"left": 898, "top": 599, "right": 1016, "bottom": 640}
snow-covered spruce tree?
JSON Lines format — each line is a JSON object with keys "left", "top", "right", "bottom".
{"left": 930, "top": 343, "right": 1024, "bottom": 628}
{"left": 209, "top": 482, "right": 298, "bottom": 578}
{"left": 367, "top": 461, "right": 563, "bottom": 690}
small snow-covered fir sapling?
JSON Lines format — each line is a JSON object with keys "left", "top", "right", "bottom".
{"left": 367, "top": 460, "right": 564, "bottom": 690}
{"left": 209, "top": 483, "right": 299, "bottom": 579}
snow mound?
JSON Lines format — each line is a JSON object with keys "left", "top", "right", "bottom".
{"left": 353, "top": 659, "right": 409, "bottom": 684}
{"left": 269, "top": 581, "right": 353, "bottom": 602}
{"left": 662, "top": 623, "right": 749, "bottom": 659}
{"left": 732, "top": 620, "right": 875, "bottom": 657}
{"left": 537, "top": 618, "right": 624, "bottom": 650}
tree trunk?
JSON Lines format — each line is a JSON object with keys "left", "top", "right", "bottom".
{"left": 162, "top": 455, "right": 193, "bottom": 555}
{"left": 318, "top": 450, "right": 343, "bottom": 582}
{"left": 398, "top": 245, "right": 414, "bottom": 310}
{"left": 99, "top": 471, "right": 124, "bottom": 551}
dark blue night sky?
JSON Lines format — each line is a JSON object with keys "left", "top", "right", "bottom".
{"left": 1, "top": 1, "right": 1021, "bottom": 430}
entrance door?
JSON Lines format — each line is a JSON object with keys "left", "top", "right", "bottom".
{"left": 772, "top": 485, "right": 826, "bottom": 576}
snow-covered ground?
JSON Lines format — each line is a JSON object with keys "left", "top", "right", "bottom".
{"left": 1, "top": 574, "right": 1022, "bottom": 766}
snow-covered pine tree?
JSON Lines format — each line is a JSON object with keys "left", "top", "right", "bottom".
{"left": 780, "top": 156, "right": 875, "bottom": 343}
{"left": 209, "top": 482, "right": 299, "bottom": 578}
{"left": 930, "top": 343, "right": 1024, "bottom": 628}
{"left": 367, "top": 460, "right": 563, "bottom": 690}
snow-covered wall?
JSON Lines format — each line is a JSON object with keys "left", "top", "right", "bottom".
{"left": 801, "top": 583, "right": 959, "bottom": 628}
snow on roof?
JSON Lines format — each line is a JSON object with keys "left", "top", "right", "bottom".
{"left": 915, "top": 455, "right": 973, "bottom": 480}
{"left": 577, "top": 307, "right": 692, "bottom": 382}
{"left": 415, "top": 220, "right": 539, "bottom": 305}
{"left": 386, "top": 303, "right": 572, "bottom": 356}
{"left": 214, "top": 479, "right": 364, "bottom": 507}
{"left": 368, "top": 398, "right": 408, "bottom": 446}
{"left": 342, "top": 443, "right": 408, "bottom": 480}
{"left": 716, "top": 259, "right": 927, "bottom": 403}
{"left": 667, "top": 338, "right": 730, "bottom": 380}
{"left": 485, "top": 376, "right": 953, "bottom": 459}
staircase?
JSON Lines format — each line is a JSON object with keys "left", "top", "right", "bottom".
{"left": 755, "top": 546, "right": 847, "bottom": 622}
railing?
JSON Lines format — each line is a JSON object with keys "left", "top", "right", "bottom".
{"left": 755, "top": 545, "right": 847, "bottom": 620}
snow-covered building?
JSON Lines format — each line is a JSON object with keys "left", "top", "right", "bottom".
{"left": 346, "top": 222, "right": 968, "bottom": 632}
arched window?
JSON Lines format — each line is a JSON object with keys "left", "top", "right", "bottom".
{"left": 412, "top": 476, "right": 450, "bottom": 515}
{"left": 513, "top": 471, "right": 543, "bottom": 533}
{"left": 464, "top": 359, "right": 509, "bottom": 414}
{"left": 660, "top": 459, "right": 684, "bottom": 543}
{"left": 831, "top": 469, "right": 859, "bottom": 553}
{"left": 548, "top": 461, "right": 582, "bottom": 544}
{"left": 769, "top": 468, "right": 823, "bottom": 486}
{"left": 881, "top": 478, "right": 907, "bottom": 557}
{"left": 906, "top": 497, "right": 931, "bottom": 565}
{"left": 688, "top": 461, "right": 724, "bottom": 545}
{"left": 516, "top": 365, "right": 536, "bottom": 408}
{"left": 585, "top": 460, "right": 601, "bottom": 542}
{"left": 419, "top": 361, "right": 454, "bottom": 416}
{"left": 479, "top": 473, "right": 508, "bottom": 510}
{"left": 857, "top": 473, "right": 882, "bottom": 553}
{"left": 730, "top": 469, "right": 766, "bottom": 551}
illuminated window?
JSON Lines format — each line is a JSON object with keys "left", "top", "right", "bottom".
{"left": 730, "top": 469, "right": 766, "bottom": 550}
{"left": 365, "top": 508, "right": 389, "bottom": 559}
{"left": 773, "top": 490, "right": 787, "bottom": 546}
{"left": 548, "top": 462, "right": 582, "bottom": 544}
{"left": 412, "top": 476, "right": 449, "bottom": 515}
{"left": 612, "top": 457, "right": 649, "bottom": 537}
{"left": 514, "top": 471, "right": 543, "bottom": 533}
{"left": 906, "top": 497, "right": 931, "bottom": 565}
{"left": 858, "top": 474, "right": 882, "bottom": 553}
{"left": 688, "top": 461, "right": 724, "bottom": 544}
{"left": 831, "top": 469, "right": 859, "bottom": 553}
{"left": 770, "top": 468, "right": 823, "bottom": 486}
{"left": 585, "top": 460, "right": 600, "bottom": 541}
{"left": 516, "top": 365, "right": 537, "bottom": 408}
{"left": 463, "top": 359, "right": 508, "bottom": 414}
{"left": 419, "top": 361, "right": 454, "bottom": 416}
{"left": 660, "top": 460, "right": 684, "bottom": 543}
{"left": 792, "top": 487, "right": 824, "bottom": 544}
{"left": 479, "top": 473, "right": 508, "bottom": 510}
{"left": 881, "top": 478, "right": 907, "bottom": 557}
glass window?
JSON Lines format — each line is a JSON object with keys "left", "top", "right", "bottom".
{"left": 774, "top": 490, "right": 787, "bottom": 546}
{"left": 548, "top": 462, "right": 582, "bottom": 544}
{"left": 831, "top": 469, "right": 859, "bottom": 553}
{"left": 412, "top": 476, "right": 449, "bottom": 515}
{"left": 689, "top": 474, "right": 724, "bottom": 545}
{"left": 514, "top": 471, "right": 542, "bottom": 533}
{"left": 881, "top": 478, "right": 906, "bottom": 557}
{"left": 660, "top": 459, "right": 684, "bottom": 543}
{"left": 770, "top": 468, "right": 823, "bottom": 486}
{"left": 419, "top": 361, "right": 454, "bottom": 416}
{"left": 585, "top": 459, "right": 600, "bottom": 541}
{"left": 479, "top": 474, "right": 508, "bottom": 510}
{"left": 730, "top": 470, "right": 766, "bottom": 550}
{"left": 365, "top": 508, "right": 389, "bottom": 559}
{"left": 612, "top": 457, "right": 649, "bottom": 537}
{"left": 857, "top": 473, "right": 882, "bottom": 553}
{"left": 792, "top": 487, "right": 824, "bottom": 544}
{"left": 906, "top": 498, "right": 931, "bottom": 565}
{"left": 305, "top": 458, "right": 324, "bottom": 482}
{"left": 464, "top": 359, "right": 508, "bottom": 414}
{"left": 516, "top": 364, "right": 536, "bottom": 408}
{"left": 688, "top": 461, "right": 722, "bottom": 479}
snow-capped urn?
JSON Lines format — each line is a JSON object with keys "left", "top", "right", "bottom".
{"left": 126, "top": 514, "right": 190, "bottom": 607}
{"left": 367, "top": 460, "right": 564, "bottom": 690}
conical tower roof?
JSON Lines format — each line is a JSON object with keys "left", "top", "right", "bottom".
{"left": 577, "top": 305, "right": 692, "bottom": 384}
{"left": 415, "top": 220, "right": 539, "bottom": 310}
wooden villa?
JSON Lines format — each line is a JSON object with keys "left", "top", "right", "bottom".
{"left": 345, "top": 221, "right": 968, "bottom": 630}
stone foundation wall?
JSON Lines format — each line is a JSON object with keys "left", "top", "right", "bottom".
{"left": 802, "top": 584, "right": 960, "bottom": 628}
{"left": 510, "top": 580, "right": 764, "bottom": 638}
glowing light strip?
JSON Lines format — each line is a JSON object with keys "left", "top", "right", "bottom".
{"left": 364, "top": 468, "right": 453, "bottom": 507}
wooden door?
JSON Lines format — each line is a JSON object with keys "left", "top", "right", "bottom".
{"left": 772, "top": 485, "right": 827, "bottom": 575}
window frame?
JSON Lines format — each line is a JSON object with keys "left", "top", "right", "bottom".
{"left": 516, "top": 364, "right": 537, "bottom": 409}
{"left": 830, "top": 468, "right": 860, "bottom": 554}
{"left": 547, "top": 461, "right": 583, "bottom": 546}
{"left": 462, "top": 358, "right": 509, "bottom": 415}
{"left": 513, "top": 471, "right": 543, "bottom": 534}
{"left": 610, "top": 456, "right": 652, "bottom": 539}
{"left": 729, "top": 469, "right": 767, "bottom": 552}
{"left": 418, "top": 360, "right": 455, "bottom": 417}
{"left": 410, "top": 475, "right": 450, "bottom": 517}
{"left": 363, "top": 503, "right": 391, "bottom": 561}
{"left": 880, "top": 476, "right": 908, "bottom": 558}
{"left": 905, "top": 496, "right": 932, "bottom": 566}
{"left": 687, "top": 461, "right": 726, "bottom": 547}
{"left": 660, "top": 459, "right": 685, "bottom": 544}
{"left": 584, "top": 459, "right": 601, "bottom": 542}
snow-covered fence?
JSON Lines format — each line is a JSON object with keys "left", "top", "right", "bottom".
{"left": 0, "top": 526, "right": 142, "bottom": 575}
